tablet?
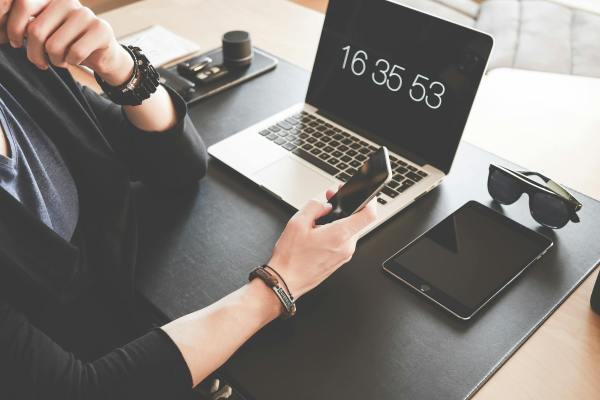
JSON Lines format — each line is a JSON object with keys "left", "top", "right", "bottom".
{"left": 383, "top": 201, "right": 553, "bottom": 320}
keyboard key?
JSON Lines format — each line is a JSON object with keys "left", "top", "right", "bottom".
{"left": 336, "top": 172, "right": 352, "bottom": 182}
{"left": 417, "top": 170, "right": 428, "bottom": 177}
{"left": 359, "top": 147, "right": 370, "bottom": 155}
{"left": 277, "top": 131, "right": 289, "bottom": 138}
{"left": 347, "top": 149, "right": 358, "bottom": 157}
{"left": 328, "top": 158, "right": 340, "bottom": 166}
{"left": 325, "top": 129, "right": 337, "bottom": 136}
{"left": 283, "top": 143, "right": 297, "bottom": 151}
{"left": 405, "top": 179, "right": 415, "bottom": 186}
{"left": 332, "top": 151, "right": 343, "bottom": 158}
{"left": 305, "top": 127, "right": 315, "bottom": 134}
{"left": 308, "top": 121, "right": 319, "bottom": 127}
{"left": 377, "top": 197, "right": 387, "bottom": 205}
{"left": 408, "top": 165, "right": 417, "bottom": 172}
{"left": 302, "top": 143, "right": 313, "bottom": 151}
{"left": 337, "top": 162, "right": 348, "bottom": 170}
{"left": 307, "top": 137, "right": 317, "bottom": 144}
{"left": 382, "top": 187, "right": 399, "bottom": 198}
{"left": 350, "top": 142, "right": 361, "bottom": 150}
{"left": 341, "top": 155, "right": 352, "bottom": 163}
{"left": 346, "top": 168, "right": 357, "bottom": 175}
{"left": 338, "top": 145, "right": 349, "bottom": 152}
{"left": 323, "top": 146, "right": 334, "bottom": 153}
{"left": 396, "top": 166, "right": 408, "bottom": 174}
{"left": 388, "top": 180, "right": 399, "bottom": 189}
{"left": 267, "top": 134, "right": 278, "bottom": 141}
{"left": 291, "top": 138, "right": 303, "bottom": 146}
{"left": 321, "top": 136, "right": 332, "bottom": 143}
{"left": 406, "top": 172, "right": 422, "bottom": 182}
{"left": 316, "top": 124, "right": 327, "bottom": 132}
{"left": 315, "top": 141, "right": 326, "bottom": 148}
{"left": 350, "top": 160, "right": 362, "bottom": 168}
{"left": 356, "top": 154, "right": 367, "bottom": 162}
{"left": 274, "top": 138, "right": 286, "bottom": 145}
{"left": 329, "top": 140, "right": 340, "bottom": 147}
{"left": 333, "top": 133, "right": 345, "bottom": 141}
{"left": 285, "top": 117, "right": 298, "bottom": 125}
{"left": 313, "top": 132, "right": 323, "bottom": 138}
{"left": 259, "top": 129, "right": 270, "bottom": 136}
{"left": 299, "top": 132, "right": 309, "bottom": 139}
{"left": 278, "top": 121, "right": 294, "bottom": 130}
{"left": 310, "top": 148, "right": 322, "bottom": 156}
{"left": 342, "top": 138, "right": 353, "bottom": 145}
{"left": 398, "top": 160, "right": 407, "bottom": 167}
{"left": 292, "top": 148, "right": 339, "bottom": 176}
{"left": 319, "top": 153, "right": 331, "bottom": 161}
{"left": 392, "top": 174, "right": 404, "bottom": 182}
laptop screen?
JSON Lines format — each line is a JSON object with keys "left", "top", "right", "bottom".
{"left": 306, "top": 0, "right": 493, "bottom": 173}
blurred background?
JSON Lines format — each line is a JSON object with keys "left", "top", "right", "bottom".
{"left": 83, "top": 0, "right": 600, "bottom": 79}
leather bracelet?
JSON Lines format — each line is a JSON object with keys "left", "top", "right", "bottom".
{"left": 249, "top": 265, "right": 297, "bottom": 319}
{"left": 263, "top": 265, "right": 294, "bottom": 302}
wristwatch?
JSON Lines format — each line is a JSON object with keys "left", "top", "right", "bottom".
{"left": 94, "top": 45, "right": 160, "bottom": 106}
{"left": 249, "top": 265, "right": 296, "bottom": 319}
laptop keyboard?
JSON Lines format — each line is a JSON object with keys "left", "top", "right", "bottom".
{"left": 258, "top": 111, "right": 428, "bottom": 204}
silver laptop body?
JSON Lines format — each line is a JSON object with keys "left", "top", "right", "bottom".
{"left": 208, "top": 0, "right": 493, "bottom": 236}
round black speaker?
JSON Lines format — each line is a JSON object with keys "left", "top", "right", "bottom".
{"left": 222, "top": 30, "right": 253, "bottom": 68}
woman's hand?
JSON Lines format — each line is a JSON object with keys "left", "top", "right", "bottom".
{"left": 269, "top": 190, "right": 377, "bottom": 299}
{"left": 0, "top": 0, "right": 133, "bottom": 85}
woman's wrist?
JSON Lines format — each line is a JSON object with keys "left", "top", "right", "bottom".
{"left": 246, "top": 278, "right": 282, "bottom": 323}
{"left": 267, "top": 258, "right": 304, "bottom": 299}
{"left": 95, "top": 43, "right": 135, "bottom": 86}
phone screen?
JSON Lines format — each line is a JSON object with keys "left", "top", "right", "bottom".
{"left": 317, "top": 147, "right": 391, "bottom": 224}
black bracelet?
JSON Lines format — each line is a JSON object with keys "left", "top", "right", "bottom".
{"left": 264, "top": 265, "right": 294, "bottom": 301}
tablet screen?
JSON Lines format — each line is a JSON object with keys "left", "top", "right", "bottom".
{"left": 383, "top": 201, "right": 553, "bottom": 319}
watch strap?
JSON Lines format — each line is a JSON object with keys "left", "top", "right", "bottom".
{"left": 95, "top": 45, "right": 160, "bottom": 106}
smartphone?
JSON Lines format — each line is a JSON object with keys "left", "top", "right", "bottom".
{"left": 317, "top": 147, "right": 392, "bottom": 225}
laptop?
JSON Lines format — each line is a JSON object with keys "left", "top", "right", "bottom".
{"left": 208, "top": 0, "right": 493, "bottom": 234}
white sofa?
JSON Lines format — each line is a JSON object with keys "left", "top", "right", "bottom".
{"left": 396, "top": 0, "right": 600, "bottom": 78}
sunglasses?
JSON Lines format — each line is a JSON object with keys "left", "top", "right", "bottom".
{"left": 487, "top": 164, "right": 582, "bottom": 229}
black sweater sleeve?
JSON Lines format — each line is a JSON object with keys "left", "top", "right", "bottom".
{"left": 0, "top": 301, "right": 193, "bottom": 400}
{"left": 78, "top": 83, "right": 208, "bottom": 188}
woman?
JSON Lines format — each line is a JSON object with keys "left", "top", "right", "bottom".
{"left": 0, "top": 0, "right": 377, "bottom": 399}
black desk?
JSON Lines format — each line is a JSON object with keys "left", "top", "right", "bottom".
{"left": 135, "top": 59, "right": 600, "bottom": 399}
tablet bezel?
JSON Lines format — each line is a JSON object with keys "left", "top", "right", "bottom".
{"left": 382, "top": 201, "right": 553, "bottom": 320}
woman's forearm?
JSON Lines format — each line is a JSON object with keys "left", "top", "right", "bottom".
{"left": 161, "top": 279, "right": 281, "bottom": 387}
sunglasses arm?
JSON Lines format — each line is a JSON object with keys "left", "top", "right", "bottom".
{"left": 519, "top": 171, "right": 582, "bottom": 212}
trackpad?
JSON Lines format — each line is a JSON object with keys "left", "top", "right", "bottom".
{"left": 253, "top": 156, "right": 335, "bottom": 206}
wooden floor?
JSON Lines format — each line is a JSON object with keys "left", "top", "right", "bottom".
{"left": 82, "top": 0, "right": 139, "bottom": 13}
{"left": 294, "top": 0, "right": 328, "bottom": 13}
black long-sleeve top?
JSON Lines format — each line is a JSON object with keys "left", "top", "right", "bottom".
{"left": 0, "top": 45, "right": 207, "bottom": 399}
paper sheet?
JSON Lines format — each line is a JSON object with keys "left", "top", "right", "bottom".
{"left": 119, "top": 25, "right": 201, "bottom": 67}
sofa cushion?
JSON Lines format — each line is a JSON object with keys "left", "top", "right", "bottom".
{"left": 393, "top": 0, "right": 476, "bottom": 26}
{"left": 477, "top": 0, "right": 600, "bottom": 78}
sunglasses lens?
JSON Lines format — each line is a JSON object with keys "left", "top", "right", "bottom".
{"left": 488, "top": 169, "right": 522, "bottom": 204}
{"left": 530, "top": 191, "right": 570, "bottom": 228}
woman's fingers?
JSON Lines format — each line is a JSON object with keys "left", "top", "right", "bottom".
{"left": 67, "top": 19, "right": 113, "bottom": 69}
{"left": 44, "top": 7, "right": 93, "bottom": 67}
{"left": 7, "top": 0, "right": 47, "bottom": 48}
{"left": 26, "top": 0, "right": 74, "bottom": 68}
